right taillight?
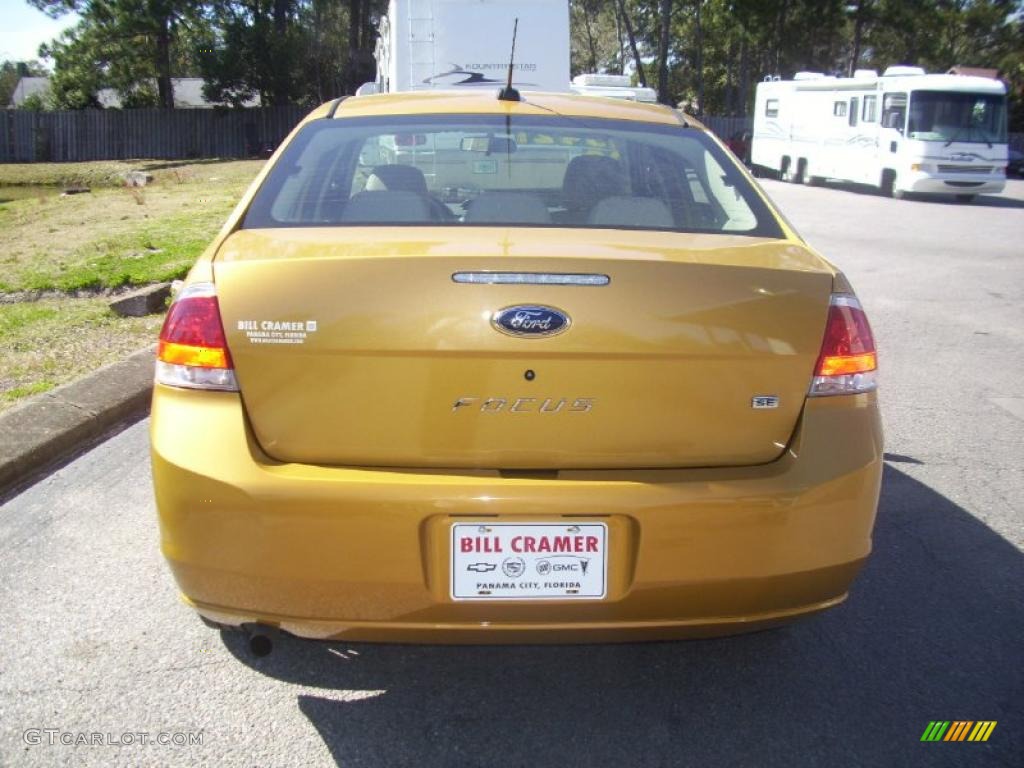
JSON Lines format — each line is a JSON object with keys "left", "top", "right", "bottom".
{"left": 155, "top": 282, "right": 238, "bottom": 392}
{"left": 808, "top": 294, "right": 877, "bottom": 397}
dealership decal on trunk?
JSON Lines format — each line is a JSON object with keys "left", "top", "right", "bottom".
{"left": 491, "top": 305, "right": 571, "bottom": 338}
{"left": 237, "top": 319, "right": 318, "bottom": 345}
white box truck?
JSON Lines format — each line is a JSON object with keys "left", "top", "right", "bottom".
{"left": 751, "top": 67, "right": 1008, "bottom": 200}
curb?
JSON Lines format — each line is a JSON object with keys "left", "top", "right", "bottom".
{"left": 0, "top": 346, "right": 156, "bottom": 501}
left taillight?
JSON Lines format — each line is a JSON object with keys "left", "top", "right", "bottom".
{"left": 155, "top": 282, "right": 238, "bottom": 391}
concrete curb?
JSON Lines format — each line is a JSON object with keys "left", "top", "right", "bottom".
{"left": 0, "top": 346, "right": 156, "bottom": 501}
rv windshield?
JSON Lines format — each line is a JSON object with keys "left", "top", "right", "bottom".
{"left": 907, "top": 91, "right": 1007, "bottom": 144}
{"left": 242, "top": 115, "right": 781, "bottom": 237}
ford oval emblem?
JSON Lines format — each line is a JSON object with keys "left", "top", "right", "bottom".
{"left": 491, "top": 305, "right": 571, "bottom": 338}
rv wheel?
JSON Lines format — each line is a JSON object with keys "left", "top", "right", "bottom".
{"left": 792, "top": 159, "right": 807, "bottom": 185}
{"left": 880, "top": 169, "right": 902, "bottom": 199}
{"left": 781, "top": 158, "right": 804, "bottom": 184}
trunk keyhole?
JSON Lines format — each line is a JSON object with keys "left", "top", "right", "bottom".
{"left": 524, "top": 369, "right": 536, "bottom": 381}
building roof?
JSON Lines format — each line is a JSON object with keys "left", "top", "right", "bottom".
{"left": 9, "top": 77, "right": 51, "bottom": 107}
{"left": 170, "top": 78, "right": 261, "bottom": 108}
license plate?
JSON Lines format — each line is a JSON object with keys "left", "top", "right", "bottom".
{"left": 450, "top": 522, "right": 608, "bottom": 600}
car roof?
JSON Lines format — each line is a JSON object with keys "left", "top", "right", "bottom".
{"left": 310, "top": 90, "right": 694, "bottom": 127}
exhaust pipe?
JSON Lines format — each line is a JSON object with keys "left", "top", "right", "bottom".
{"left": 241, "top": 623, "right": 278, "bottom": 657}
{"left": 248, "top": 633, "right": 273, "bottom": 657}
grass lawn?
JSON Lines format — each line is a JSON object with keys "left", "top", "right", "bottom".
{"left": 0, "top": 159, "right": 263, "bottom": 292}
{"left": 0, "top": 298, "right": 163, "bottom": 409}
{"left": 0, "top": 159, "right": 264, "bottom": 412}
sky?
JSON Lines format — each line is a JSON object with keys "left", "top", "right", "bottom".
{"left": 0, "top": 0, "right": 80, "bottom": 65}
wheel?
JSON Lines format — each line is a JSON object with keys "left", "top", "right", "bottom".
{"left": 781, "top": 158, "right": 804, "bottom": 184}
{"left": 792, "top": 159, "right": 806, "bottom": 185}
{"left": 780, "top": 157, "right": 792, "bottom": 182}
{"left": 955, "top": 194, "right": 975, "bottom": 203}
{"left": 880, "top": 169, "right": 903, "bottom": 199}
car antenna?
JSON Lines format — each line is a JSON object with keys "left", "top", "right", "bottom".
{"left": 497, "top": 18, "right": 521, "bottom": 102}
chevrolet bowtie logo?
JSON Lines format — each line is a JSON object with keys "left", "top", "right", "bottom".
{"left": 466, "top": 562, "right": 497, "bottom": 573}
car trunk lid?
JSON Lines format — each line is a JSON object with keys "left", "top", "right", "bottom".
{"left": 213, "top": 227, "right": 834, "bottom": 469}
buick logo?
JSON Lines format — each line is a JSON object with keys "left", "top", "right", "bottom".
{"left": 491, "top": 305, "right": 570, "bottom": 338}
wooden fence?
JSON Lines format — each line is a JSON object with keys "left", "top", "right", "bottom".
{"left": 1, "top": 107, "right": 1020, "bottom": 163}
{"left": 0, "top": 106, "right": 308, "bottom": 162}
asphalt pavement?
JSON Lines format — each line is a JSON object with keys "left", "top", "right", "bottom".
{"left": 1, "top": 180, "right": 1022, "bottom": 767}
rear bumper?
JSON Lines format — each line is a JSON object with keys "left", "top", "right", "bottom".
{"left": 151, "top": 386, "right": 883, "bottom": 642}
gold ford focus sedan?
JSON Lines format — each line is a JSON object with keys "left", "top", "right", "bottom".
{"left": 151, "top": 91, "right": 883, "bottom": 643}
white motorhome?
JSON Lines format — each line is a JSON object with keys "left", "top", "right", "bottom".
{"left": 363, "top": 0, "right": 570, "bottom": 95}
{"left": 751, "top": 67, "right": 1008, "bottom": 200}
{"left": 358, "top": 0, "right": 657, "bottom": 102}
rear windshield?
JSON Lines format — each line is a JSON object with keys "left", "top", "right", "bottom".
{"left": 243, "top": 114, "right": 782, "bottom": 237}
